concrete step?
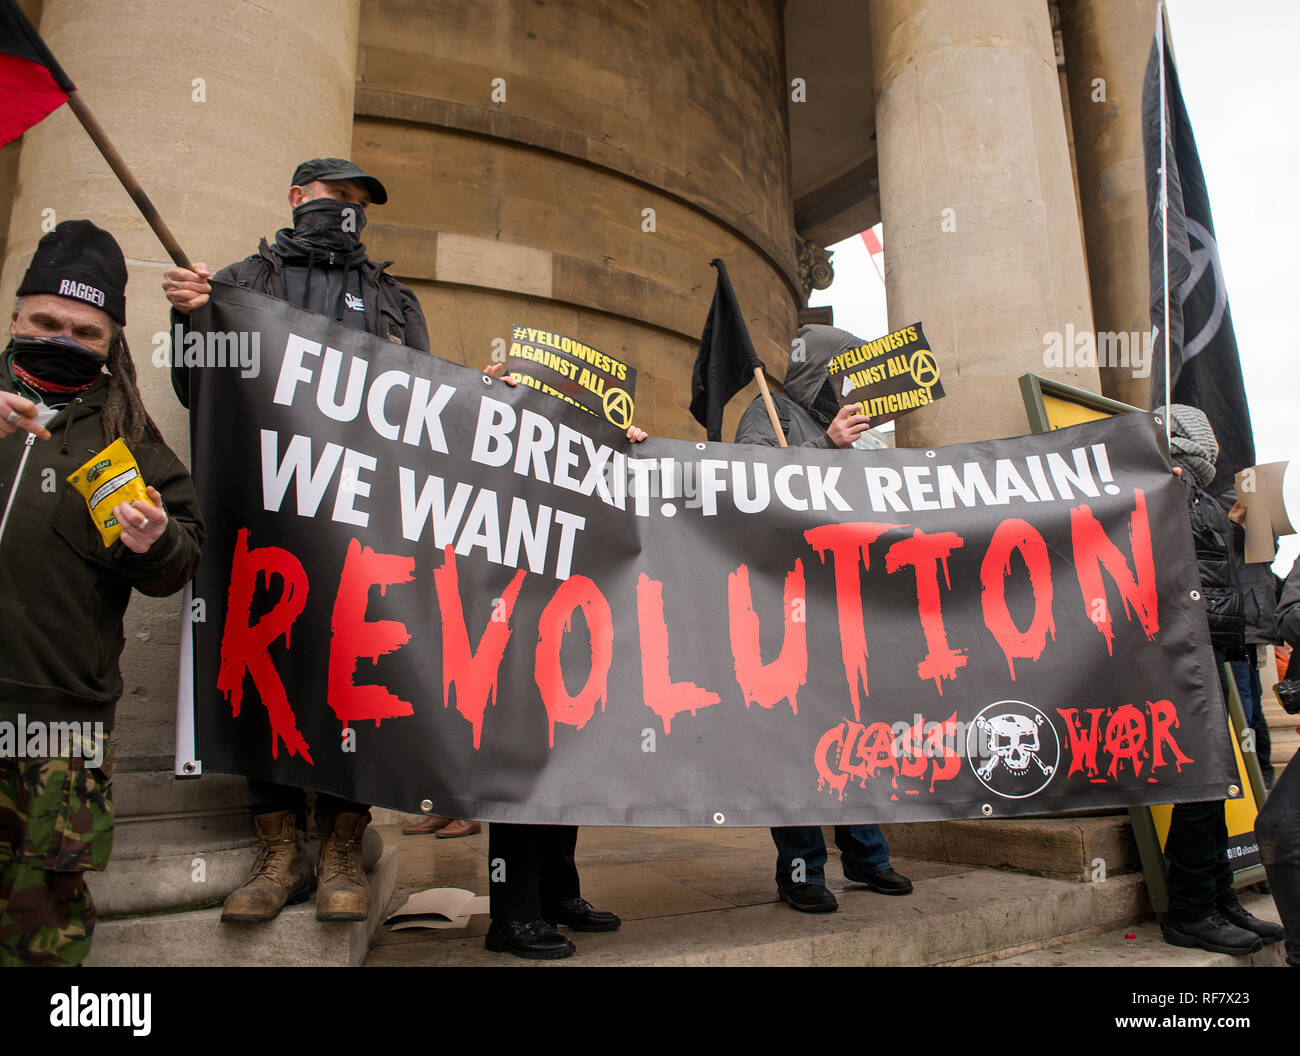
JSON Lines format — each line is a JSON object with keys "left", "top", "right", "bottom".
{"left": 86, "top": 846, "right": 397, "bottom": 967}
{"left": 982, "top": 891, "right": 1287, "bottom": 967}
{"left": 364, "top": 823, "right": 1171, "bottom": 967}
{"left": 880, "top": 816, "right": 1139, "bottom": 880}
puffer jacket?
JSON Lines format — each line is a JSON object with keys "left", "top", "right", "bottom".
{"left": 1181, "top": 475, "right": 1245, "bottom": 658}
{"left": 0, "top": 372, "right": 205, "bottom": 729}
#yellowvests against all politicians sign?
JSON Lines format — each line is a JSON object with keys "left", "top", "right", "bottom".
{"left": 826, "top": 322, "right": 944, "bottom": 425}
{"left": 507, "top": 325, "right": 637, "bottom": 432}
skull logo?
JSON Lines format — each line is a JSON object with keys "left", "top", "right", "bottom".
{"left": 966, "top": 700, "right": 1060, "bottom": 800}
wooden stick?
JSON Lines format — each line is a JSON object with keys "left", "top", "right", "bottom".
{"left": 753, "top": 365, "right": 787, "bottom": 448}
{"left": 64, "top": 92, "right": 192, "bottom": 270}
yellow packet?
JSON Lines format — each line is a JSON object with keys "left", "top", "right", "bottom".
{"left": 66, "top": 438, "right": 150, "bottom": 547}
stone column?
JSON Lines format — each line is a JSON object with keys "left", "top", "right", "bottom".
{"left": 0, "top": 0, "right": 361, "bottom": 937}
{"left": 870, "top": 0, "right": 1100, "bottom": 448}
{"left": 350, "top": 0, "right": 799, "bottom": 443}
{"left": 1059, "top": 0, "right": 1159, "bottom": 409}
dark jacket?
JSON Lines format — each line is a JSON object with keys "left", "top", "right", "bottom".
{"left": 1181, "top": 475, "right": 1246, "bottom": 659}
{"left": 171, "top": 234, "right": 430, "bottom": 408}
{"left": 1278, "top": 561, "right": 1300, "bottom": 648}
{"left": 0, "top": 373, "right": 205, "bottom": 729}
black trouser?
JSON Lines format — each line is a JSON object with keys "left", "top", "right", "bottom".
{"left": 247, "top": 779, "right": 368, "bottom": 836}
{"left": 1164, "top": 658, "right": 1234, "bottom": 920}
{"left": 1165, "top": 798, "right": 1233, "bottom": 919}
{"left": 1257, "top": 752, "right": 1300, "bottom": 966}
{"left": 488, "top": 823, "right": 580, "bottom": 922}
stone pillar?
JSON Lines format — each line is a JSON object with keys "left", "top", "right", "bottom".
{"left": 350, "top": 0, "right": 800, "bottom": 443}
{"left": 870, "top": 0, "right": 1100, "bottom": 448}
{"left": 1059, "top": 0, "right": 1159, "bottom": 410}
{"left": 0, "top": 0, "right": 361, "bottom": 930}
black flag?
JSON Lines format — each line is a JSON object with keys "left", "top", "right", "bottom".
{"left": 1142, "top": 13, "right": 1254, "bottom": 497}
{"left": 690, "top": 258, "right": 763, "bottom": 442}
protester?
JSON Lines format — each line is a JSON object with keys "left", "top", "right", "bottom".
{"left": 162, "top": 158, "right": 446, "bottom": 923}
{"left": 478, "top": 359, "right": 644, "bottom": 957}
{"left": 1, "top": 220, "right": 204, "bottom": 966}
{"left": 1160, "top": 404, "right": 1282, "bottom": 954}
{"left": 734, "top": 324, "right": 912, "bottom": 911}
{"left": 1257, "top": 558, "right": 1300, "bottom": 965}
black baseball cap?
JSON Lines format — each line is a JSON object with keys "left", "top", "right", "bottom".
{"left": 290, "top": 158, "right": 388, "bottom": 205}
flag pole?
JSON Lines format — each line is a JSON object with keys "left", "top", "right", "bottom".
{"left": 751, "top": 365, "right": 787, "bottom": 448}
{"left": 8, "top": 1, "right": 192, "bottom": 269}
{"left": 1157, "top": 0, "right": 1171, "bottom": 448}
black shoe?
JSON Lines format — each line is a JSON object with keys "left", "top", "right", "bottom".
{"left": 843, "top": 864, "right": 914, "bottom": 895}
{"left": 1162, "top": 912, "right": 1264, "bottom": 956}
{"left": 1219, "top": 900, "right": 1285, "bottom": 943}
{"left": 778, "top": 883, "right": 838, "bottom": 913}
{"left": 544, "top": 897, "right": 621, "bottom": 932}
{"left": 485, "top": 918, "right": 576, "bottom": 959}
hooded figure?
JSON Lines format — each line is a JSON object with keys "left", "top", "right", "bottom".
{"left": 730, "top": 323, "right": 909, "bottom": 912}
{"left": 734, "top": 324, "right": 884, "bottom": 450}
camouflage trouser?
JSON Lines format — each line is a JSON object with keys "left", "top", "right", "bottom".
{"left": 0, "top": 733, "right": 114, "bottom": 967}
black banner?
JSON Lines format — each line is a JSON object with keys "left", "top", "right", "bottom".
{"left": 184, "top": 284, "right": 1238, "bottom": 827}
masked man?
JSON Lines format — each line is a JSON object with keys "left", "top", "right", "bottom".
{"left": 162, "top": 158, "right": 430, "bottom": 925}
{"left": 1, "top": 220, "right": 205, "bottom": 965}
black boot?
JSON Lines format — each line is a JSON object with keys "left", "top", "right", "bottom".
{"left": 1162, "top": 911, "right": 1264, "bottom": 955}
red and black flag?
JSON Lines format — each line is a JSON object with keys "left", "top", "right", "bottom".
{"left": 690, "top": 258, "right": 764, "bottom": 442}
{"left": 0, "top": 0, "right": 74, "bottom": 147}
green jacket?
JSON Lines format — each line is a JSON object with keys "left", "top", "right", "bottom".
{"left": 0, "top": 372, "right": 205, "bottom": 730}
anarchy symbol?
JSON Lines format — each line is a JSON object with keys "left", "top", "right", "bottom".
{"left": 909, "top": 349, "right": 940, "bottom": 389}
{"left": 603, "top": 386, "right": 635, "bottom": 429}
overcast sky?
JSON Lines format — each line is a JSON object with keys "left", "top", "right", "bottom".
{"left": 814, "top": 0, "right": 1298, "bottom": 578}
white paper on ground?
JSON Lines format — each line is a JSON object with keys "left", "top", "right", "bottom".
{"left": 384, "top": 888, "right": 490, "bottom": 929}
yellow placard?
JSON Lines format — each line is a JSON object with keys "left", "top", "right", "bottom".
{"left": 66, "top": 438, "right": 149, "bottom": 547}
{"left": 1150, "top": 720, "right": 1260, "bottom": 867}
{"left": 1041, "top": 393, "right": 1113, "bottom": 430}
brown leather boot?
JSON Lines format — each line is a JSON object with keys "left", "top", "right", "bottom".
{"left": 316, "top": 812, "right": 371, "bottom": 922}
{"left": 221, "top": 810, "right": 314, "bottom": 923}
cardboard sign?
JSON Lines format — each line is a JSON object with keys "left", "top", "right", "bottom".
{"left": 507, "top": 325, "right": 637, "bottom": 431}
{"left": 825, "top": 322, "right": 944, "bottom": 425}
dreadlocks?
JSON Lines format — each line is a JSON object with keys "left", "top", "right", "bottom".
{"left": 102, "top": 324, "right": 163, "bottom": 446}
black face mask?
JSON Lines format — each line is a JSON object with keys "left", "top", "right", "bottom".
{"left": 7, "top": 333, "right": 107, "bottom": 388}
{"left": 810, "top": 378, "right": 841, "bottom": 428}
{"left": 291, "top": 197, "right": 366, "bottom": 252}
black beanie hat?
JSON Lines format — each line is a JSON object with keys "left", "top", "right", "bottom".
{"left": 16, "top": 219, "right": 127, "bottom": 324}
